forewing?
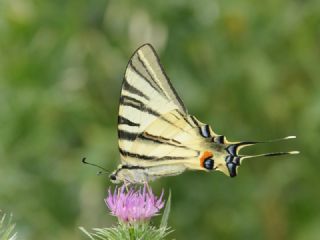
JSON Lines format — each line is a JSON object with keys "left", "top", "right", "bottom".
{"left": 131, "top": 44, "right": 187, "bottom": 114}
{"left": 118, "top": 44, "right": 187, "bottom": 159}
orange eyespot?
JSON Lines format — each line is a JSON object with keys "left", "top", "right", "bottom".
{"left": 200, "top": 151, "right": 213, "bottom": 167}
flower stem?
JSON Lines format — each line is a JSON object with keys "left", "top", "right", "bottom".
{"left": 129, "top": 226, "right": 134, "bottom": 240}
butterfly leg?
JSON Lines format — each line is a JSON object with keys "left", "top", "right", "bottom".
{"left": 145, "top": 181, "right": 152, "bottom": 193}
{"left": 123, "top": 180, "right": 131, "bottom": 191}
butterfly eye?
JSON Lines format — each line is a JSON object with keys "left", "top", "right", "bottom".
{"left": 110, "top": 174, "right": 117, "bottom": 181}
{"left": 203, "top": 159, "right": 214, "bottom": 170}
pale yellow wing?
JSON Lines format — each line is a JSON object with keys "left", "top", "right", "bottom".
{"left": 125, "top": 109, "right": 213, "bottom": 171}
{"left": 118, "top": 44, "right": 187, "bottom": 162}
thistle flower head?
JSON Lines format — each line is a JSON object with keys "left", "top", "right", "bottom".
{"left": 105, "top": 185, "right": 164, "bottom": 223}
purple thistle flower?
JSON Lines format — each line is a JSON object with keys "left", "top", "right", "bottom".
{"left": 105, "top": 185, "right": 164, "bottom": 223}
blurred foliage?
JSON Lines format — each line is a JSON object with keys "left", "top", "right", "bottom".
{"left": 0, "top": 212, "right": 17, "bottom": 240}
{"left": 0, "top": 0, "right": 319, "bottom": 239}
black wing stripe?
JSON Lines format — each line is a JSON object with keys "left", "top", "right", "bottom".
{"left": 170, "top": 110, "right": 181, "bottom": 120}
{"left": 190, "top": 115, "right": 210, "bottom": 137}
{"left": 158, "top": 115, "right": 188, "bottom": 132}
{"left": 118, "top": 116, "right": 140, "bottom": 127}
{"left": 119, "top": 148, "right": 192, "bottom": 161}
{"left": 157, "top": 155, "right": 197, "bottom": 160}
{"left": 120, "top": 94, "right": 144, "bottom": 106}
{"left": 215, "top": 135, "right": 225, "bottom": 144}
{"left": 118, "top": 129, "right": 138, "bottom": 141}
{"left": 129, "top": 62, "right": 163, "bottom": 96}
{"left": 120, "top": 97, "right": 188, "bottom": 134}
{"left": 190, "top": 116, "right": 201, "bottom": 128}
{"left": 200, "top": 125, "right": 211, "bottom": 138}
{"left": 139, "top": 133, "right": 194, "bottom": 151}
{"left": 136, "top": 54, "right": 165, "bottom": 95}
{"left": 121, "top": 101, "right": 161, "bottom": 118}
{"left": 177, "top": 110, "right": 195, "bottom": 128}
{"left": 122, "top": 78, "right": 150, "bottom": 101}
{"left": 144, "top": 131, "right": 182, "bottom": 145}
{"left": 120, "top": 94, "right": 162, "bottom": 118}
{"left": 119, "top": 148, "right": 154, "bottom": 160}
{"left": 147, "top": 46, "right": 187, "bottom": 113}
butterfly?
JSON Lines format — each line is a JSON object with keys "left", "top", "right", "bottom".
{"left": 106, "top": 44, "right": 298, "bottom": 184}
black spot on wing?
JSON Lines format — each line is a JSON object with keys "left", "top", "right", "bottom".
{"left": 190, "top": 116, "right": 211, "bottom": 138}
{"left": 226, "top": 144, "right": 238, "bottom": 156}
{"left": 200, "top": 125, "right": 211, "bottom": 138}
{"left": 215, "top": 135, "right": 225, "bottom": 144}
{"left": 225, "top": 155, "right": 241, "bottom": 166}
{"left": 227, "top": 162, "right": 237, "bottom": 177}
{"left": 203, "top": 158, "right": 214, "bottom": 170}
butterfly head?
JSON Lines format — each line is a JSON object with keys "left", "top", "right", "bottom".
{"left": 109, "top": 171, "right": 120, "bottom": 184}
{"left": 109, "top": 165, "right": 129, "bottom": 184}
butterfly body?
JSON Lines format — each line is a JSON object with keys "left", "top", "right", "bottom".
{"left": 110, "top": 44, "right": 298, "bottom": 184}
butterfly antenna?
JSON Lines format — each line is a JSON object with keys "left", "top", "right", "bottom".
{"left": 82, "top": 157, "right": 109, "bottom": 174}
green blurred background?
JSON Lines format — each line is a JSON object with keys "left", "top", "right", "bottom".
{"left": 0, "top": 0, "right": 319, "bottom": 239}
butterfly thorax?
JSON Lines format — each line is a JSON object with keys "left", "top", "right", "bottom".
{"left": 109, "top": 165, "right": 149, "bottom": 184}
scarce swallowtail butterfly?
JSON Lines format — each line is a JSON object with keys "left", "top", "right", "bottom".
{"left": 106, "top": 44, "right": 298, "bottom": 184}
